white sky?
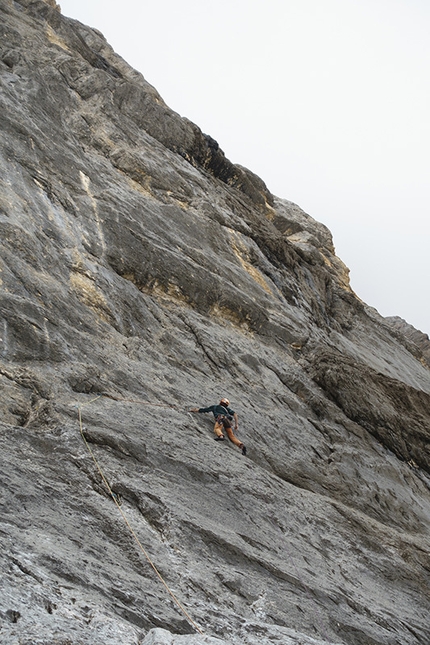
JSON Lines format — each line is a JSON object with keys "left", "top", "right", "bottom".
{"left": 59, "top": 0, "right": 430, "bottom": 335}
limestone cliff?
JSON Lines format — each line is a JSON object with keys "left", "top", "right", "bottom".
{"left": 386, "top": 316, "right": 430, "bottom": 369}
{"left": 1, "top": 2, "right": 429, "bottom": 644}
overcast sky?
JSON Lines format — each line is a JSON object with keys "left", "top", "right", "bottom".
{"left": 59, "top": 0, "right": 430, "bottom": 335}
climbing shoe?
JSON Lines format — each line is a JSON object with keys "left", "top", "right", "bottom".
{"left": 215, "top": 435, "right": 225, "bottom": 441}
{"left": 241, "top": 445, "right": 247, "bottom": 456}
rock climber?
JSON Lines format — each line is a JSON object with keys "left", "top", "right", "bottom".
{"left": 190, "top": 398, "right": 247, "bottom": 456}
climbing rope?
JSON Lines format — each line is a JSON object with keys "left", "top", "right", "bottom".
{"left": 76, "top": 394, "right": 330, "bottom": 641}
{"left": 76, "top": 397, "right": 203, "bottom": 635}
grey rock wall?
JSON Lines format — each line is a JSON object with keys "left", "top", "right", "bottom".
{"left": 386, "top": 316, "right": 430, "bottom": 368}
{"left": 1, "top": 1, "right": 429, "bottom": 644}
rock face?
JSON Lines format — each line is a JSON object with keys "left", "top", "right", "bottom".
{"left": 1, "top": 2, "right": 430, "bottom": 644}
{"left": 386, "top": 316, "right": 430, "bottom": 369}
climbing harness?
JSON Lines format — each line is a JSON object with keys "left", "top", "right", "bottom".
{"left": 76, "top": 395, "right": 203, "bottom": 635}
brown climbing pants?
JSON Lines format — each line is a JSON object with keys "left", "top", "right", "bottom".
{"left": 214, "top": 416, "right": 243, "bottom": 448}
